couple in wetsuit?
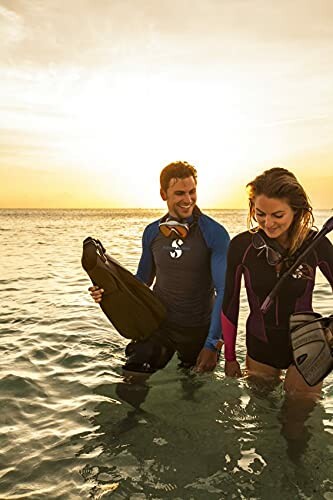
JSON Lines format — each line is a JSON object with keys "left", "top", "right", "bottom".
{"left": 90, "top": 161, "right": 333, "bottom": 398}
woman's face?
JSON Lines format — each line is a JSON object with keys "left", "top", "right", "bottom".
{"left": 254, "top": 194, "right": 295, "bottom": 244}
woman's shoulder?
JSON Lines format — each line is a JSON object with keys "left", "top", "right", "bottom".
{"left": 230, "top": 230, "right": 252, "bottom": 246}
{"left": 304, "top": 229, "right": 332, "bottom": 250}
{"left": 228, "top": 231, "right": 253, "bottom": 260}
{"left": 314, "top": 233, "right": 333, "bottom": 255}
{"left": 294, "top": 229, "right": 333, "bottom": 264}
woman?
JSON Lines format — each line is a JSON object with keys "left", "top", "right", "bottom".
{"left": 222, "top": 167, "right": 333, "bottom": 395}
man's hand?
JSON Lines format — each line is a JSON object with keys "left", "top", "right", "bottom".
{"left": 89, "top": 285, "right": 104, "bottom": 303}
{"left": 194, "top": 347, "right": 218, "bottom": 373}
{"left": 225, "top": 360, "right": 242, "bottom": 377}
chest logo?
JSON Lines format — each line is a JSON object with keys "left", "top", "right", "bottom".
{"left": 170, "top": 239, "right": 184, "bottom": 259}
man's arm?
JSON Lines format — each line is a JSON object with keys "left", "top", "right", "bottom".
{"left": 195, "top": 217, "right": 230, "bottom": 372}
{"left": 135, "top": 223, "right": 158, "bottom": 286}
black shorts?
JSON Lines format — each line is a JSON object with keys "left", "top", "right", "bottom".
{"left": 123, "top": 321, "right": 209, "bottom": 373}
{"left": 246, "top": 327, "right": 293, "bottom": 369}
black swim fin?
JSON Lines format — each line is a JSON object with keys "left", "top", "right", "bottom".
{"left": 82, "top": 237, "right": 166, "bottom": 340}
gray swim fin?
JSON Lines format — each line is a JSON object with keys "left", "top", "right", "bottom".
{"left": 290, "top": 312, "right": 333, "bottom": 386}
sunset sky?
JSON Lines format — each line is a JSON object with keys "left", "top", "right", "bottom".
{"left": 1, "top": 0, "right": 333, "bottom": 209}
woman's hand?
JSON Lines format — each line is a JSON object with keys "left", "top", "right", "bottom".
{"left": 225, "top": 360, "right": 242, "bottom": 377}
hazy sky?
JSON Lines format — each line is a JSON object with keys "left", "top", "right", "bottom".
{"left": 1, "top": 0, "right": 333, "bottom": 208}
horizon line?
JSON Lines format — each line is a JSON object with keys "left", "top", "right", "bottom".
{"left": 0, "top": 206, "right": 246, "bottom": 211}
{"left": 1, "top": 207, "right": 332, "bottom": 211}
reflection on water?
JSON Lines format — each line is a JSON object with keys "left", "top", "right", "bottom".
{"left": 0, "top": 209, "right": 332, "bottom": 499}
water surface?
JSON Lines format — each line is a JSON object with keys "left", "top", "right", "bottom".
{"left": 0, "top": 209, "right": 332, "bottom": 499}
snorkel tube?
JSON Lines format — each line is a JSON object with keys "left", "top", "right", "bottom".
{"left": 261, "top": 216, "right": 333, "bottom": 314}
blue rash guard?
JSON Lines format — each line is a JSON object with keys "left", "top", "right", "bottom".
{"left": 135, "top": 207, "right": 230, "bottom": 352}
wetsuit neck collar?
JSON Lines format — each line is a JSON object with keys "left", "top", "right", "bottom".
{"left": 161, "top": 205, "right": 201, "bottom": 225}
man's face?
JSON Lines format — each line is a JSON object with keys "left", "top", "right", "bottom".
{"left": 160, "top": 176, "right": 197, "bottom": 219}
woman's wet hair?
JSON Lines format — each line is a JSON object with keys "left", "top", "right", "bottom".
{"left": 160, "top": 161, "right": 197, "bottom": 192}
{"left": 246, "top": 167, "right": 315, "bottom": 254}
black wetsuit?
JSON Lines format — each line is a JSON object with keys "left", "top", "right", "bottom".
{"left": 222, "top": 230, "right": 333, "bottom": 369}
{"left": 124, "top": 207, "right": 230, "bottom": 373}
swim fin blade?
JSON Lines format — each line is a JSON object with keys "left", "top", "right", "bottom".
{"left": 82, "top": 237, "right": 166, "bottom": 340}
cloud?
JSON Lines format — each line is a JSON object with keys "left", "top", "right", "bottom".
{"left": 0, "top": 5, "right": 26, "bottom": 46}
{"left": 1, "top": 0, "right": 333, "bottom": 69}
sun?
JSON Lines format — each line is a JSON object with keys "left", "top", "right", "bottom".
{"left": 8, "top": 67, "right": 329, "bottom": 209}
{"left": 50, "top": 71, "right": 259, "bottom": 206}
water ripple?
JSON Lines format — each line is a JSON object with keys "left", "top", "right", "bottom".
{"left": 0, "top": 209, "right": 332, "bottom": 499}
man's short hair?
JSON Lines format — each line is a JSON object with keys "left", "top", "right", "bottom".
{"left": 160, "top": 161, "right": 198, "bottom": 192}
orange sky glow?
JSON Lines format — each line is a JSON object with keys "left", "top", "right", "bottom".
{"left": 1, "top": 0, "right": 333, "bottom": 209}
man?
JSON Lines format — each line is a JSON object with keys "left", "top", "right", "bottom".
{"left": 90, "top": 161, "right": 230, "bottom": 374}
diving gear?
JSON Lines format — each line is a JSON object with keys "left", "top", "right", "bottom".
{"left": 290, "top": 312, "right": 333, "bottom": 386}
{"left": 82, "top": 237, "right": 166, "bottom": 340}
{"left": 159, "top": 219, "right": 190, "bottom": 239}
{"left": 252, "top": 231, "right": 284, "bottom": 265}
{"left": 261, "top": 215, "right": 333, "bottom": 313}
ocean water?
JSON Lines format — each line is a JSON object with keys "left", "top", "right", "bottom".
{"left": 0, "top": 208, "right": 332, "bottom": 500}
